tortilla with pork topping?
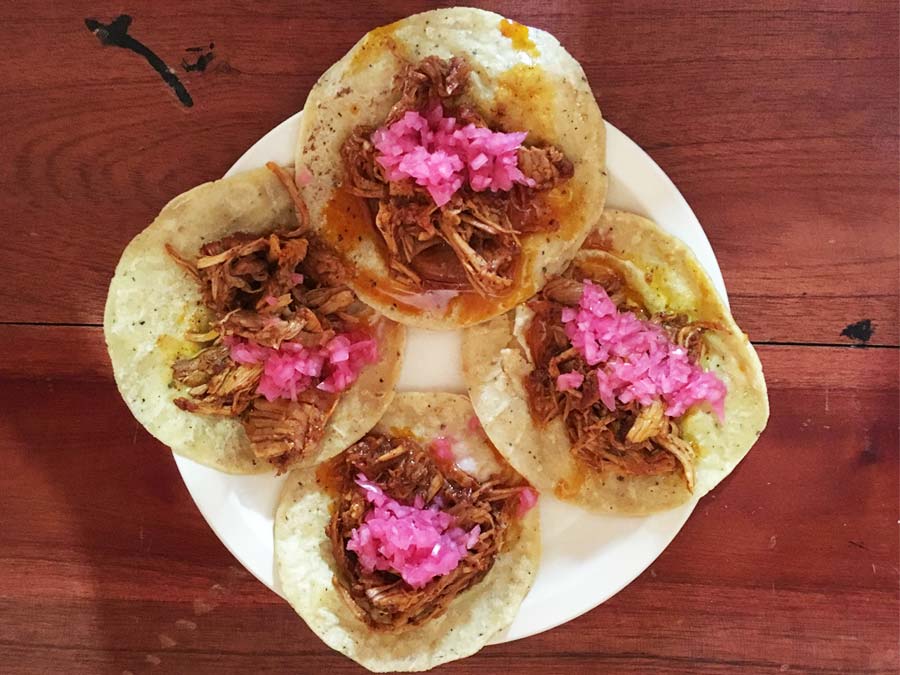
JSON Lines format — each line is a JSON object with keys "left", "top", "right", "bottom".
{"left": 295, "top": 7, "right": 607, "bottom": 329}
{"left": 104, "top": 165, "right": 405, "bottom": 474}
{"left": 274, "top": 392, "right": 540, "bottom": 671}
{"left": 462, "top": 210, "right": 769, "bottom": 514}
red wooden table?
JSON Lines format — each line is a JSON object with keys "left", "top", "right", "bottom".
{"left": 1, "top": 2, "right": 897, "bottom": 673}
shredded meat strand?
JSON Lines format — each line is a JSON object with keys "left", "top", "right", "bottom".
{"left": 385, "top": 56, "right": 472, "bottom": 124}
{"left": 340, "top": 55, "right": 574, "bottom": 297}
{"left": 325, "top": 434, "right": 526, "bottom": 632}
{"left": 522, "top": 274, "right": 716, "bottom": 489}
{"left": 340, "top": 127, "right": 385, "bottom": 199}
{"left": 266, "top": 162, "right": 310, "bottom": 231}
{"left": 517, "top": 145, "right": 575, "bottom": 191}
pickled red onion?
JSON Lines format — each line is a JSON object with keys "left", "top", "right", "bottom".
{"left": 430, "top": 436, "right": 455, "bottom": 463}
{"left": 466, "top": 415, "right": 483, "bottom": 433}
{"left": 559, "top": 281, "right": 726, "bottom": 420}
{"left": 226, "top": 333, "right": 378, "bottom": 401}
{"left": 517, "top": 486, "right": 539, "bottom": 516}
{"left": 555, "top": 372, "right": 584, "bottom": 391}
{"left": 372, "top": 106, "right": 534, "bottom": 207}
{"left": 347, "top": 475, "right": 480, "bottom": 589}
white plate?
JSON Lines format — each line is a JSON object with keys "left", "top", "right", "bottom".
{"left": 174, "top": 113, "right": 728, "bottom": 643}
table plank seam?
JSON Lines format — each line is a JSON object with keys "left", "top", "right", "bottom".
{"left": 753, "top": 340, "right": 898, "bottom": 351}
{"left": 642, "top": 132, "right": 900, "bottom": 151}
{"left": 0, "top": 321, "right": 102, "bottom": 328}
{"left": 2, "top": 323, "right": 896, "bottom": 350}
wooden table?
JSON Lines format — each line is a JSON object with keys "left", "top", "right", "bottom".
{"left": 1, "top": 2, "right": 897, "bottom": 673}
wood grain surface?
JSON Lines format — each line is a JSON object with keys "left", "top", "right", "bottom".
{"left": 0, "top": 1, "right": 897, "bottom": 674}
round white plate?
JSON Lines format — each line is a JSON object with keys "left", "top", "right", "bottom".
{"left": 174, "top": 113, "right": 728, "bottom": 643}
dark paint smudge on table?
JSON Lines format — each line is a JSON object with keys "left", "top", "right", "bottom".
{"left": 84, "top": 14, "right": 194, "bottom": 107}
{"left": 183, "top": 43, "right": 216, "bottom": 72}
{"left": 840, "top": 319, "right": 874, "bottom": 343}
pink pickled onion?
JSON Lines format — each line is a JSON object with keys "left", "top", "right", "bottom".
{"left": 517, "top": 487, "right": 539, "bottom": 517}
{"left": 430, "top": 436, "right": 455, "bottom": 463}
{"left": 372, "top": 106, "right": 534, "bottom": 207}
{"left": 347, "top": 474, "right": 480, "bottom": 589}
{"left": 295, "top": 165, "right": 313, "bottom": 187}
{"left": 555, "top": 371, "right": 584, "bottom": 391}
{"left": 558, "top": 281, "right": 726, "bottom": 421}
{"left": 226, "top": 333, "right": 378, "bottom": 401}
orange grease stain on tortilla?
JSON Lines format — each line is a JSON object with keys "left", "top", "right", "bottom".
{"left": 553, "top": 471, "right": 586, "bottom": 500}
{"left": 321, "top": 188, "right": 379, "bottom": 253}
{"left": 544, "top": 182, "right": 583, "bottom": 241}
{"left": 493, "top": 64, "right": 557, "bottom": 144}
{"left": 349, "top": 20, "right": 404, "bottom": 75}
{"left": 315, "top": 457, "right": 344, "bottom": 497}
{"left": 387, "top": 426, "right": 417, "bottom": 440}
{"left": 499, "top": 19, "right": 540, "bottom": 57}
{"left": 515, "top": 181, "right": 586, "bottom": 284}
{"left": 156, "top": 334, "right": 197, "bottom": 362}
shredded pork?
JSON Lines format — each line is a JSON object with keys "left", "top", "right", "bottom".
{"left": 166, "top": 175, "right": 373, "bottom": 471}
{"left": 324, "top": 433, "right": 525, "bottom": 631}
{"left": 523, "top": 274, "right": 717, "bottom": 490}
{"left": 341, "top": 56, "right": 574, "bottom": 297}
{"left": 244, "top": 391, "right": 338, "bottom": 471}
